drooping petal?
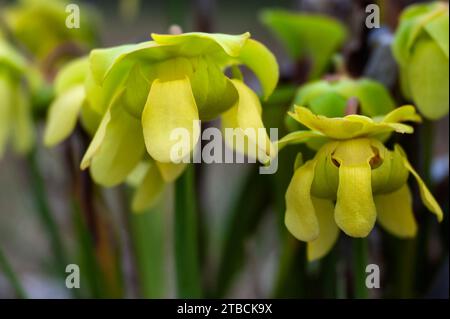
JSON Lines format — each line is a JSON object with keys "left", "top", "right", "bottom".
{"left": 375, "top": 185, "right": 417, "bottom": 238}
{"left": 44, "top": 85, "right": 85, "bottom": 146}
{"left": 333, "top": 139, "right": 377, "bottom": 237}
{"left": 221, "top": 79, "right": 274, "bottom": 162}
{"left": 156, "top": 161, "right": 187, "bottom": 183}
{"left": 307, "top": 197, "right": 339, "bottom": 261}
{"left": 237, "top": 39, "right": 279, "bottom": 99}
{"left": 396, "top": 144, "right": 443, "bottom": 221}
{"left": 132, "top": 162, "right": 165, "bottom": 212}
{"left": 285, "top": 160, "right": 319, "bottom": 241}
{"left": 142, "top": 77, "right": 200, "bottom": 163}
{"left": 81, "top": 92, "right": 145, "bottom": 187}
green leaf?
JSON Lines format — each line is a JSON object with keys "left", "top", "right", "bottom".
{"left": 130, "top": 203, "right": 166, "bottom": 298}
{"left": 408, "top": 38, "right": 449, "bottom": 120}
{"left": 261, "top": 9, "right": 347, "bottom": 78}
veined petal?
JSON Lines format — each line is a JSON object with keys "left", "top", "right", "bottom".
{"left": 88, "top": 93, "right": 146, "bottom": 187}
{"left": 156, "top": 161, "right": 187, "bottom": 183}
{"left": 44, "top": 85, "right": 85, "bottom": 146}
{"left": 375, "top": 185, "right": 417, "bottom": 238}
{"left": 142, "top": 77, "right": 200, "bottom": 163}
{"left": 333, "top": 139, "right": 377, "bottom": 237}
{"left": 307, "top": 197, "right": 339, "bottom": 261}
{"left": 285, "top": 160, "right": 319, "bottom": 241}
{"left": 276, "top": 130, "right": 324, "bottom": 151}
{"left": 132, "top": 162, "right": 165, "bottom": 212}
{"left": 221, "top": 79, "right": 274, "bottom": 162}
{"left": 237, "top": 39, "right": 279, "bottom": 99}
{"left": 396, "top": 144, "right": 443, "bottom": 221}
{"left": 151, "top": 32, "right": 250, "bottom": 57}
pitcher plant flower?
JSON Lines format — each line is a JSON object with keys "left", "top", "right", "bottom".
{"left": 277, "top": 105, "right": 443, "bottom": 261}
{"left": 0, "top": 35, "right": 34, "bottom": 158}
{"left": 392, "top": 1, "right": 449, "bottom": 120}
{"left": 44, "top": 32, "right": 278, "bottom": 211}
{"left": 2, "top": 0, "right": 98, "bottom": 61}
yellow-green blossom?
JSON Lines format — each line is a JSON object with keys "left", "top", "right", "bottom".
{"left": 0, "top": 36, "right": 34, "bottom": 157}
{"left": 392, "top": 1, "right": 449, "bottom": 119}
{"left": 44, "top": 32, "right": 279, "bottom": 211}
{"left": 278, "top": 105, "right": 443, "bottom": 261}
{"left": 2, "top": 0, "right": 97, "bottom": 60}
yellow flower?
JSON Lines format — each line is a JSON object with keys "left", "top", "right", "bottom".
{"left": 44, "top": 32, "right": 279, "bottom": 211}
{"left": 278, "top": 105, "right": 443, "bottom": 261}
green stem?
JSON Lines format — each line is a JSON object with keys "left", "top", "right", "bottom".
{"left": 322, "top": 247, "right": 337, "bottom": 298}
{"left": 416, "top": 119, "right": 434, "bottom": 294}
{"left": 0, "top": 245, "right": 27, "bottom": 298}
{"left": 174, "top": 165, "right": 202, "bottom": 298}
{"left": 272, "top": 238, "right": 306, "bottom": 298}
{"left": 353, "top": 238, "right": 369, "bottom": 299}
{"left": 130, "top": 202, "right": 166, "bottom": 298}
{"left": 27, "top": 149, "right": 67, "bottom": 276}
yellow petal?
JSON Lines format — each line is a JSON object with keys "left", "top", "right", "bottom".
{"left": 156, "top": 161, "right": 187, "bottom": 183}
{"left": 396, "top": 144, "right": 443, "bottom": 222}
{"left": 221, "top": 79, "right": 274, "bottom": 162}
{"left": 291, "top": 106, "right": 365, "bottom": 139}
{"left": 381, "top": 105, "right": 422, "bottom": 124}
{"left": 285, "top": 160, "right": 319, "bottom": 241}
{"left": 375, "top": 185, "right": 417, "bottom": 238}
{"left": 142, "top": 77, "right": 200, "bottom": 163}
{"left": 132, "top": 162, "right": 165, "bottom": 212}
{"left": 44, "top": 85, "right": 85, "bottom": 146}
{"left": 333, "top": 139, "right": 377, "bottom": 237}
{"left": 291, "top": 105, "right": 418, "bottom": 140}
{"left": 307, "top": 197, "right": 339, "bottom": 261}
